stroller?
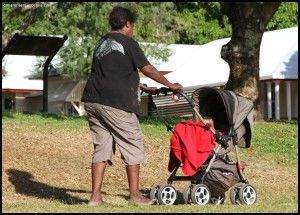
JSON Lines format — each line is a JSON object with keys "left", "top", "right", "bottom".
{"left": 146, "top": 86, "right": 257, "bottom": 206}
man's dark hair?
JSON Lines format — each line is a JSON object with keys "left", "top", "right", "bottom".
{"left": 109, "top": 6, "right": 137, "bottom": 30}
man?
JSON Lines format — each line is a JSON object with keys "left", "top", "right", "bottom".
{"left": 81, "top": 6, "right": 182, "bottom": 206}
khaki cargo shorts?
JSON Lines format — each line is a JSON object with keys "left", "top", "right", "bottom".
{"left": 84, "top": 102, "right": 146, "bottom": 165}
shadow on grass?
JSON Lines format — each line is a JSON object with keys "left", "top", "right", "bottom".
{"left": 2, "top": 111, "right": 71, "bottom": 121}
{"left": 22, "top": 111, "right": 85, "bottom": 121}
{"left": 265, "top": 119, "right": 298, "bottom": 125}
{"left": 2, "top": 111, "right": 15, "bottom": 118}
{"left": 6, "top": 169, "right": 89, "bottom": 205}
{"left": 116, "top": 188, "right": 151, "bottom": 201}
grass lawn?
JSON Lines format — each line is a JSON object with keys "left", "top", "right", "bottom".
{"left": 2, "top": 112, "right": 298, "bottom": 213}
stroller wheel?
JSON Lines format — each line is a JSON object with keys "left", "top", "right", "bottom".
{"left": 190, "top": 184, "right": 211, "bottom": 205}
{"left": 182, "top": 184, "right": 193, "bottom": 204}
{"left": 238, "top": 184, "right": 257, "bottom": 205}
{"left": 229, "top": 182, "right": 245, "bottom": 205}
{"left": 150, "top": 185, "right": 160, "bottom": 200}
{"left": 210, "top": 193, "right": 225, "bottom": 205}
{"left": 157, "top": 184, "right": 177, "bottom": 205}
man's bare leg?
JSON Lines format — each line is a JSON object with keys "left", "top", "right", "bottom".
{"left": 88, "top": 161, "right": 107, "bottom": 205}
{"left": 126, "top": 164, "right": 154, "bottom": 205}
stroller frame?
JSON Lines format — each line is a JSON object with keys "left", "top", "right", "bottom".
{"left": 150, "top": 88, "right": 248, "bottom": 185}
{"left": 146, "top": 87, "right": 256, "bottom": 205}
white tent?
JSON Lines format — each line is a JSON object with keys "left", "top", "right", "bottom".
{"left": 2, "top": 78, "right": 43, "bottom": 91}
{"left": 141, "top": 26, "right": 298, "bottom": 88}
{"left": 141, "top": 39, "right": 229, "bottom": 89}
{"left": 2, "top": 55, "right": 43, "bottom": 91}
{"left": 260, "top": 26, "right": 298, "bottom": 80}
{"left": 140, "top": 26, "right": 298, "bottom": 120}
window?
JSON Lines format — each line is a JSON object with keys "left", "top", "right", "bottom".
{"left": 4, "top": 98, "right": 15, "bottom": 110}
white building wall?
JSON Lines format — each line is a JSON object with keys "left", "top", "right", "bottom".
{"left": 279, "top": 81, "right": 298, "bottom": 120}
{"left": 24, "top": 96, "right": 42, "bottom": 112}
{"left": 261, "top": 80, "right": 298, "bottom": 120}
{"left": 291, "top": 81, "right": 298, "bottom": 119}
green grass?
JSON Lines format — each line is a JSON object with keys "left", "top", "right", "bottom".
{"left": 251, "top": 120, "right": 298, "bottom": 164}
{"left": 2, "top": 112, "right": 298, "bottom": 213}
{"left": 2, "top": 111, "right": 88, "bottom": 130}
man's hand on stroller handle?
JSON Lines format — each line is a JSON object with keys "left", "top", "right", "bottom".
{"left": 141, "top": 84, "right": 196, "bottom": 108}
{"left": 168, "top": 83, "right": 183, "bottom": 93}
{"left": 140, "top": 83, "right": 183, "bottom": 96}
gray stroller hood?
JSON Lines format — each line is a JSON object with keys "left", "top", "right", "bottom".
{"left": 192, "top": 87, "right": 254, "bottom": 148}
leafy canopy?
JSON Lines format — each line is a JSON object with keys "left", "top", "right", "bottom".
{"left": 2, "top": 2, "right": 297, "bottom": 80}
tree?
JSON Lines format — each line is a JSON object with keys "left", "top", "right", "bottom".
{"left": 2, "top": 2, "right": 56, "bottom": 78}
{"left": 2, "top": 2, "right": 59, "bottom": 49}
{"left": 220, "top": 2, "right": 281, "bottom": 119}
{"left": 2, "top": 2, "right": 179, "bottom": 80}
{"left": 2, "top": 2, "right": 296, "bottom": 83}
{"left": 2, "top": 2, "right": 42, "bottom": 78}
{"left": 54, "top": 2, "right": 178, "bottom": 80}
{"left": 266, "top": 2, "right": 298, "bottom": 30}
{"left": 174, "top": 2, "right": 232, "bottom": 45}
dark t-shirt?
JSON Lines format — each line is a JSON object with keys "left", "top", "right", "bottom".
{"left": 81, "top": 32, "right": 150, "bottom": 115}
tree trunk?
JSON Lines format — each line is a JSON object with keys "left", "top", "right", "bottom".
{"left": 220, "top": 2, "right": 280, "bottom": 120}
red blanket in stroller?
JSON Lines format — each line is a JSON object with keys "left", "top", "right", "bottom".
{"left": 168, "top": 120, "right": 216, "bottom": 176}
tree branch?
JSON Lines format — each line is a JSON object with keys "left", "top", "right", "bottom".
{"left": 2, "top": 6, "right": 37, "bottom": 50}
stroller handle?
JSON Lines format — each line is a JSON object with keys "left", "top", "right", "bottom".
{"left": 178, "top": 90, "right": 194, "bottom": 108}
{"left": 155, "top": 88, "right": 218, "bottom": 133}
{"left": 153, "top": 87, "right": 195, "bottom": 108}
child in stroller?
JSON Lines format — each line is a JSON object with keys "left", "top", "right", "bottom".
{"left": 145, "top": 86, "right": 257, "bottom": 206}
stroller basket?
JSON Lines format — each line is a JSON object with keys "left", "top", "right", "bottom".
{"left": 197, "top": 159, "right": 242, "bottom": 196}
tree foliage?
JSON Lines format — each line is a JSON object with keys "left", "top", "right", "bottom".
{"left": 175, "top": 2, "right": 232, "bottom": 45}
{"left": 2, "top": 2, "right": 298, "bottom": 80}
{"left": 266, "top": 2, "right": 298, "bottom": 30}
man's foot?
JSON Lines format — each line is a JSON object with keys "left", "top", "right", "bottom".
{"left": 88, "top": 194, "right": 105, "bottom": 206}
{"left": 88, "top": 200, "right": 106, "bottom": 206}
{"left": 129, "top": 194, "right": 156, "bottom": 205}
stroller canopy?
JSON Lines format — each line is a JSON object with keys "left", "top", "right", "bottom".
{"left": 192, "top": 87, "right": 254, "bottom": 148}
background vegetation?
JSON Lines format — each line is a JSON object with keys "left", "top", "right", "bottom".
{"left": 2, "top": 2, "right": 298, "bottom": 80}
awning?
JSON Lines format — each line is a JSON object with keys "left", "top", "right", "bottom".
{"left": 2, "top": 33, "right": 68, "bottom": 112}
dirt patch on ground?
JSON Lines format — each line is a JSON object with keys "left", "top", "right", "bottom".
{"left": 2, "top": 122, "right": 298, "bottom": 210}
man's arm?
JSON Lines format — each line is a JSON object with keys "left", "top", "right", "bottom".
{"left": 140, "top": 64, "right": 182, "bottom": 92}
{"left": 139, "top": 83, "right": 157, "bottom": 94}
